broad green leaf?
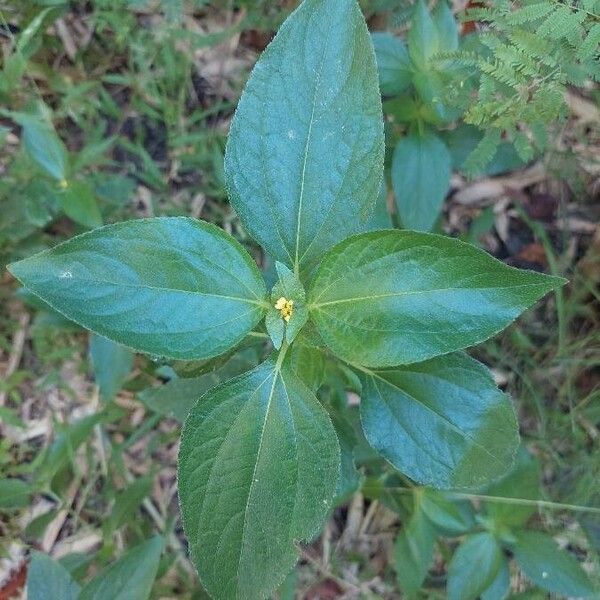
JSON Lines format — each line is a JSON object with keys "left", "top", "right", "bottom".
{"left": 408, "top": 0, "right": 438, "bottom": 69}
{"left": 224, "top": 0, "right": 384, "bottom": 276}
{"left": 27, "top": 551, "right": 80, "bottom": 600}
{"left": 484, "top": 447, "right": 541, "bottom": 528}
{"left": 359, "top": 353, "right": 519, "bottom": 488}
{"left": 14, "top": 113, "right": 68, "bottom": 181}
{"left": 432, "top": 1, "right": 459, "bottom": 52}
{"left": 394, "top": 497, "right": 437, "bottom": 597}
{"left": 139, "top": 373, "right": 220, "bottom": 422}
{"left": 328, "top": 406, "right": 361, "bottom": 504}
{"left": 0, "top": 477, "right": 32, "bottom": 508}
{"left": 8, "top": 218, "right": 267, "bottom": 360}
{"left": 512, "top": 531, "right": 596, "bottom": 598}
{"left": 372, "top": 32, "right": 412, "bottom": 95}
{"left": 481, "top": 556, "right": 511, "bottom": 600}
{"left": 308, "top": 230, "right": 565, "bottom": 367}
{"left": 447, "top": 532, "right": 503, "bottom": 600}
{"left": 392, "top": 129, "right": 451, "bottom": 231}
{"left": 90, "top": 334, "right": 134, "bottom": 402}
{"left": 79, "top": 536, "right": 164, "bottom": 600}
{"left": 178, "top": 357, "right": 340, "bottom": 600}
{"left": 58, "top": 180, "right": 103, "bottom": 229}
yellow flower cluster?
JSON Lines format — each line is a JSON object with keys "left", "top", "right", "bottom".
{"left": 274, "top": 297, "right": 294, "bottom": 322}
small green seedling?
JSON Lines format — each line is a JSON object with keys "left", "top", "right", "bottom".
{"left": 8, "top": 1, "right": 565, "bottom": 598}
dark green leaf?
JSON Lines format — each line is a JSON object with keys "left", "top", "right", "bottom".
{"left": 79, "top": 536, "right": 164, "bottom": 600}
{"left": 359, "top": 353, "right": 519, "bottom": 488}
{"left": 372, "top": 32, "right": 412, "bottom": 95}
{"left": 308, "top": 230, "right": 565, "bottom": 367}
{"left": 512, "top": 531, "right": 595, "bottom": 598}
{"left": 27, "top": 551, "right": 80, "bottom": 600}
{"left": 481, "top": 556, "right": 511, "bottom": 600}
{"left": 408, "top": 0, "right": 438, "bottom": 69}
{"left": 178, "top": 357, "right": 340, "bottom": 600}
{"left": 90, "top": 334, "right": 134, "bottom": 403}
{"left": 225, "top": 0, "right": 384, "bottom": 276}
{"left": 395, "top": 497, "right": 437, "bottom": 597}
{"left": 58, "top": 180, "right": 103, "bottom": 229}
{"left": 392, "top": 129, "right": 451, "bottom": 231}
{"left": 288, "top": 343, "right": 326, "bottom": 392}
{"left": 8, "top": 218, "right": 267, "bottom": 360}
{"left": 447, "top": 532, "right": 503, "bottom": 600}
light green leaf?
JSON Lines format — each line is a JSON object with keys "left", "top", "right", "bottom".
{"left": 178, "top": 356, "right": 340, "bottom": 600}
{"left": 90, "top": 334, "right": 134, "bottom": 402}
{"left": 481, "top": 556, "right": 511, "bottom": 600}
{"left": 394, "top": 497, "right": 437, "bottom": 597}
{"left": 308, "top": 230, "right": 565, "bottom": 367}
{"left": 14, "top": 113, "right": 68, "bottom": 181}
{"left": 58, "top": 180, "right": 103, "bottom": 229}
{"left": 392, "top": 129, "right": 451, "bottom": 231}
{"left": 512, "top": 531, "right": 596, "bottom": 598}
{"left": 447, "top": 532, "right": 503, "bottom": 600}
{"left": 359, "top": 353, "right": 519, "bottom": 488}
{"left": 408, "top": 0, "right": 439, "bottom": 69}
{"left": 372, "top": 32, "right": 412, "bottom": 95}
{"left": 225, "top": 0, "right": 384, "bottom": 276}
{"left": 8, "top": 218, "right": 267, "bottom": 360}
{"left": 27, "top": 551, "right": 80, "bottom": 600}
{"left": 79, "top": 536, "right": 164, "bottom": 600}
{"left": 432, "top": 1, "right": 459, "bottom": 52}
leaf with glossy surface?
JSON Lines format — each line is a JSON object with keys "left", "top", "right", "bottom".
{"left": 447, "top": 532, "right": 503, "bottom": 600}
{"left": 372, "top": 32, "right": 412, "bottom": 95}
{"left": 27, "top": 552, "right": 80, "bottom": 600}
{"left": 392, "top": 129, "right": 451, "bottom": 231}
{"left": 178, "top": 357, "right": 340, "bottom": 600}
{"left": 79, "top": 536, "right": 164, "bottom": 600}
{"left": 225, "top": 0, "right": 384, "bottom": 276}
{"left": 512, "top": 531, "right": 596, "bottom": 598}
{"left": 359, "top": 353, "right": 519, "bottom": 488}
{"left": 309, "top": 230, "right": 565, "bottom": 367}
{"left": 8, "top": 217, "right": 267, "bottom": 360}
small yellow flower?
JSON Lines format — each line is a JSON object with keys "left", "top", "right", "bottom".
{"left": 59, "top": 179, "right": 69, "bottom": 189}
{"left": 274, "top": 297, "right": 294, "bottom": 322}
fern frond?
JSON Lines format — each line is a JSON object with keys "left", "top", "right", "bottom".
{"left": 462, "top": 128, "right": 502, "bottom": 176}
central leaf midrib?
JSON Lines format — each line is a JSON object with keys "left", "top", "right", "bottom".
{"left": 311, "top": 282, "right": 549, "bottom": 308}
{"left": 40, "top": 275, "right": 265, "bottom": 307}
{"left": 293, "top": 19, "right": 332, "bottom": 273}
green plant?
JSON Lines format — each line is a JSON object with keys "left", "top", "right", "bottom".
{"left": 7, "top": 1, "right": 567, "bottom": 598}
{"left": 384, "top": 450, "right": 596, "bottom": 599}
